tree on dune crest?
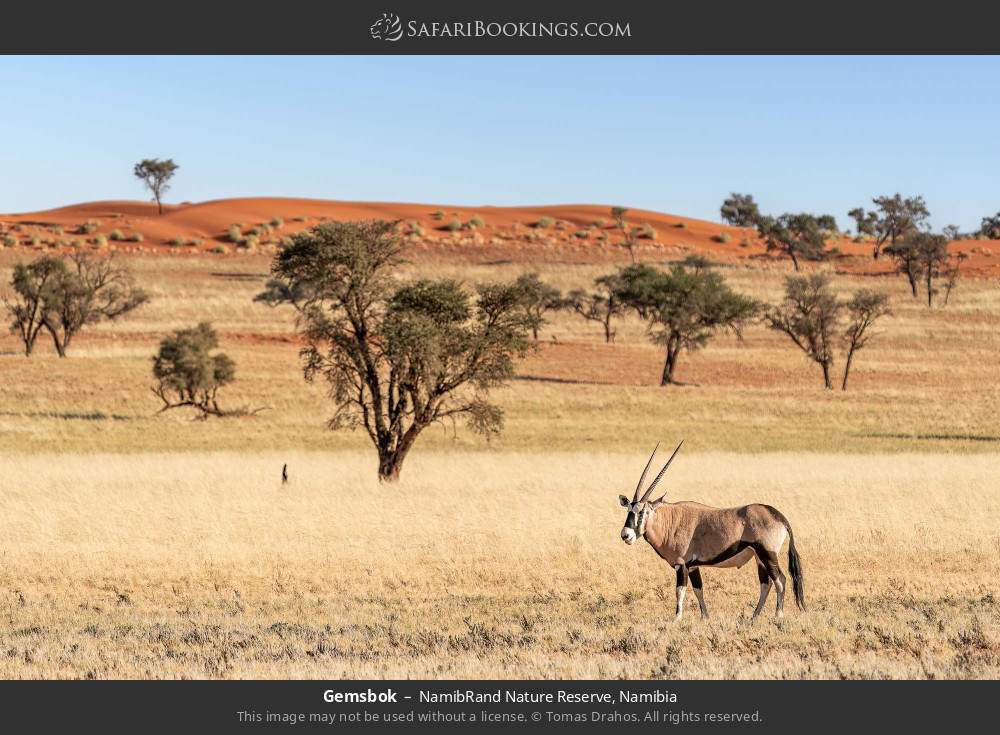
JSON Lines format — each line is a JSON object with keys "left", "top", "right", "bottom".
{"left": 720, "top": 192, "right": 760, "bottom": 227}
{"left": 849, "top": 194, "right": 929, "bottom": 260}
{"left": 133, "top": 158, "right": 179, "bottom": 215}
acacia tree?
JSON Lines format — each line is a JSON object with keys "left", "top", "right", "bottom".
{"left": 152, "top": 322, "right": 236, "bottom": 417}
{"left": 4, "top": 253, "right": 148, "bottom": 357}
{"left": 611, "top": 206, "right": 638, "bottom": 263}
{"left": 980, "top": 212, "right": 1000, "bottom": 240}
{"left": 884, "top": 234, "right": 925, "bottom": 298}
{"left": 841, "top": 290, "right": 891, "bottom": 390}
{"left": 257, "top": 220, "right": 534, "bottom": 482}
{"left": 566, "top": 272, "right": 627, "bottom": 344}
{"left": 849, "top": 194, "right": 929, "bottom": 260}
{"left": 133, "top": 158, "right": 179, "bottom": 215}
{"left": 756, "top": 213, "right": 831, "bottom": 270}
{"left": 4, "top": 256, "right": 64, "bottom": 355}
{"left": 766, "top": 274, "right": 841, "bottom": 389}
{"left": 768, "top": 274, "right": 890, "bottom": 390}
{"left": 614, "top": 261, "right": 760, "bottom": 386}
{"left": 913, "top": 233, "right": 951, "bottom": 307}
{"left": 720, "top": 193, "right": 760, "bottom": 227}
{"left": 883, "top": 232, "right": 959, "bottom": 306}
{"left": 512, "top": 272, "right": 562, "bottom": 340}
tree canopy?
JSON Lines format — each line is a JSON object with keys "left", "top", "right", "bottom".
{"left": 849, "top": 194, "right": 929, "bottom": 259}
{"left": 133, "top": 158, "right": 179, "bottom": 215}
{"left": 152, "top": 322, "right": 236, "bottom": 417}
{"left": 613, "top": 261, "right": 760, "bottom": 385}
{"left": 720, "top": 193, "right": 761, "bottom": 227}
{"left": 257, "top": 220, "right": 535, "bottom": 481}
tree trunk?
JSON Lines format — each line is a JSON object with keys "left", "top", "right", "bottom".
{"left": 376, "top": 429, "right": 420, "bottom": 482}
{"left": 841, "top": 349, "right": 855, "bottom": 391}
{"left": 378, "top": 453, "right": 403, "bottom": 482}
{"left": 51, "top": 330, "right": 67, "bottom": 358}
{"left": 907, "top": 272, "right": 918, "bottom": 297}
{"left": 789, "top": 251, "right": 800, "bottom": 271}
{"left": 926, "top": 270, "right": 933, "bottom": 307}
{"left": 156, "top": 194, "right": 163, "bottom": 216}
{"left": 820, "top": 360, "right": 832, "bottom": 390}
{"left": 660, "top": 340, "right": 679, "bottom": 386}
{"left": 603, "top": 318, "right": 614, "bottom": 344}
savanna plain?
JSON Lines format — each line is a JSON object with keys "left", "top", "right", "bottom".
{"left": 1, "top": 227, "right": 999, "bottom": 679}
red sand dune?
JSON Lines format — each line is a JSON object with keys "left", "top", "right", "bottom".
{"left": 2, "top": 197, "right": 998, "bottom": 275}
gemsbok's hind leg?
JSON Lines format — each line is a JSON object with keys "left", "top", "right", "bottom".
{"left": 689, "top": 569, "right": 709, "bottom": 619}
{"left": 674, "top": 564, "right": 689, "bottom": 621}
{"left": 750, "top": 562, "right": 772, "bottom": 621}
{"left": 758, "top": 550, "right": 787, "bottom": 618}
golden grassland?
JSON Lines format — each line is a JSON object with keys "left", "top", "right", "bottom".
{"left": 1, "top": 452, "right": 997, "bottom": 679}
{"left": 0, "top": 250, "right": 999, "bottom": 678}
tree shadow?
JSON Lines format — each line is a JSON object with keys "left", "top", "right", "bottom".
{"left": 0, "top": 410, "right": 132, "bottom": 421}
{"left": 857, "top": 432, "right": 1000, "bottom": 443}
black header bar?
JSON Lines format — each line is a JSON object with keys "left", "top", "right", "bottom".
{"left": 2, "top": 1, "right": 1000, "bottom": 54}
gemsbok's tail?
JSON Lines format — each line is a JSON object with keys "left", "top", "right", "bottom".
{"left": 785, "top": 524, "right": 805, "bottom": 611}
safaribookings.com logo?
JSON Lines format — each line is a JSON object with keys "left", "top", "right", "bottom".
{"left": 369, "top": 13, "right": 631, "bottom": 42}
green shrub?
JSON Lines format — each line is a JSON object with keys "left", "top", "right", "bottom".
{"left": 109, "top": 229, "right": 125, "bottom": 241}
{"left": 593, "top": 218, "right": 607, "bottom": 228}
{"left": 30, "top": 236, "right": 42, "bottom": 247}
{"left": 187, "top": 238, "right": 203, "bottom": 247}
{"left": 168, "top": 237, "right": 184, "bottom": 247}
{"left": 574, "top": 230, "right": 590, "bottom": 239}
{"left": 211, "top": 244, "right": 229, "bottom": 254}
{"left": 2, "top": 235, "right": 17, "bottom": 247}
{"left": 51, "top": 225, "right": 64, "bottom": 235}
{"left": 227, "top": 225, "right": 242, "bottom": 243}
{"left": 77, "top": 222, "right": 97, "bottom": 235}
{"left": 469, "top": 216, "right": 486, "bottom": 228}
{"left": 241, "top": 235, "right": 259, "bottom": 250}
{"left": 431, "top": 210, "right": 445, "bottom": 221}
{"left": 293, "top": 216, "right": 307, "bottom": 222}
{"left": 128, "top": 232, "right": 144, "bottom": 243}
{"left": 712, "top": 232, "right": 732, "bottom": 244}
{"left": 270, "top": 217, "right": 284, "bottom": 229}
{"left": 446, "top": 219, "right": 462, "bottom": 232}
{"left": 537, "top": 216, "right": 555, "bottom": 229}
{"left": 93, "top": 235, "right": 108, "bottom": 249}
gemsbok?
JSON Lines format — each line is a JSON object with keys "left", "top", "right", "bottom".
{"left": 618, "top": 442, "right": 805, "bottom": 621}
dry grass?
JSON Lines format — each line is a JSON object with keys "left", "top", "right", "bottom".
{"left": 0, "top": 251, "right": 999, "bottom": 678}
{"left": 1, "top": 452, "right": 997, "bottom": 679}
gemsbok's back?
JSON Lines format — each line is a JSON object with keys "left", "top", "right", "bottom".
{"left": 618, "top": 442, "right": 805, "bottom": 621}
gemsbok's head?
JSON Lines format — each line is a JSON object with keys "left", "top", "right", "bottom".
{"left": 618, "top": 441, "right": 683, "bottom": 545}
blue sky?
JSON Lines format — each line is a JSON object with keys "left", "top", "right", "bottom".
{"left": 0, "top": 56, "right": 996, "bottom": 230}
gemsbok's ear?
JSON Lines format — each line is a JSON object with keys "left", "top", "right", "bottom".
{"left": 648, "top": 497, "right": 667, "bottom": 509}
{"left": 619, "top": 495, "right": 630, "bottom": 508}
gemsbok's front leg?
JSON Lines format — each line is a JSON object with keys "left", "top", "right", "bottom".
{"left": 750, "top": 562, "right": 772, "bottom": 621}
{"left": 689, "top": 569, "right": 709, "bottom": 619}
{"left": 674, "top": 564, "right": 688, "bottom": 621}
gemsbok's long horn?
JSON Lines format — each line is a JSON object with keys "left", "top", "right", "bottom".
{"left": 632, "top": 442, "right": 660, "bottom": 503}
{"left": 640, "top": 440, "right": 684, "bottom": 502}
